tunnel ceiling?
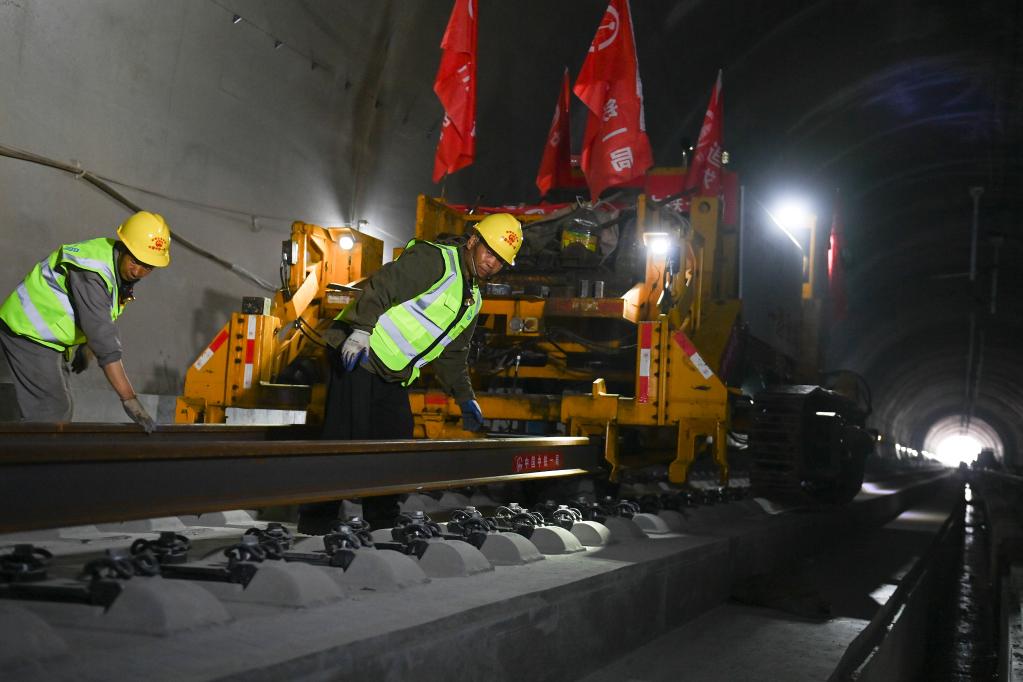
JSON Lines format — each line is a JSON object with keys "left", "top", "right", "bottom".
{"left": 227, "top": 1, "right": 1023, "bottom": 459}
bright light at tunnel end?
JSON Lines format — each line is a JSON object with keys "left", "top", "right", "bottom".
{"left": 922, "top": 415, "right": 1002, "bottom": 469}
{"left": 933, "top": 433, "right": 982, "bottom": 467}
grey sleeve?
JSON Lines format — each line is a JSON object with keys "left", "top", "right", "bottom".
{"left": 66, "top": 268, "right": 123, "bottom": 366}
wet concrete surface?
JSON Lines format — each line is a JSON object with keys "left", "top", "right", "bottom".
{"left": 920, "top": 486, "right": 999, "bottom": 681}
{"left": 580, "top": 603, "right": 864, "bottom": 682}
{"left": 579, "top": 477, "right": 963, "bottom": 681}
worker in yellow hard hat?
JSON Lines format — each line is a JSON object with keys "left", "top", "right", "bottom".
{"left": 0, "top": 211, "right": 171, "bottom": 431}
{"left": 299, "top": 212, "right": 523, "bottom": 534}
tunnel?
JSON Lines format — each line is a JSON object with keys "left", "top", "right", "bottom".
{"left": 0, "top": 1, "right": 1020, "bottom": 679}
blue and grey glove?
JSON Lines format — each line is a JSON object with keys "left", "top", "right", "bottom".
{"left": 460, "top": 399, "right": 484, "bottom": 432}
{"left": 340, "top": 329, "right": 370, "bottom": 371}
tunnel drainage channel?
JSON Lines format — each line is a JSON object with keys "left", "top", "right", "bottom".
{"left": 921, "top": 484, "right": 998, "bottom": 680}
{"left": 830, "top": 481, "right": 998, "bottom": 681}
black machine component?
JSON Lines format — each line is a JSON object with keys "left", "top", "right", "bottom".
{"left": 246, "top": 523, "right": 295, "bottom": 552}
{"left": 550, "top": 505, "right": 583, "bottom": 530}
{"left": 0, "top": 545, "right": 125, "bottom": 609}
{"left": 531, "top": 500, "right": 585, "bottom": 530}
{"left": 392, "top": 511, "right": 442, "bottom": 542}
{"left": 138, "top": 535, "right": 261, "bottom": 587}
{"left": 656, "top": 492, "right": 691, "bottom": 511}
{"left": 0, "top": 544, "right": 52, "bottom": 583}
{"left": 572, "top": 498, "right": 610, "bottom": 523}
{"left": 326, "top": 516, "right": 375, "bottom": 549}
{"left": 374, "top": 511, "right": 441, "bottom": 559}
{"left": 493, "top": 503, "right": 546, "bottom": 537}
{"left": 283, "top": 519, "right": 373, "bottom": 571}
{"left": 582, "top": 497, "right": 641, "bottom": 519}
{"left": 750, "top": 385, "right": 875, "bottom": 504}
{"left": 82, "top": 548, "right": 160, "bottom": 580}
{"left": 445, "top": 507, "right": 494, "bottom": 549}
{"left": 131, "top": 532, "right": 191, "bottom": 565}
{"left": 223, "top": 534, "right": 283, "bottom": 562}
{"left": 638, "top": 494, "right": 663, "bottom": 514}
{"left": 241, "top": 296, "right": 271, "bottom": 315}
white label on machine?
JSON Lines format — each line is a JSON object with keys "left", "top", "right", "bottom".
{"left": 639, "top": 349, "right": 651, "bottom": 376}
{"left": 193, "top": 348, "right": 214, "bottom": 372}
{"left": 193, "top": 329, "right": 229, "bottom": 371}
{"left": 637, "top": 322, "right": 653, "bottom": 403}
{"left": 243, "top": 316, "right": 257, "bottom": 389}
{"left": 673, "top": 330, "right": 715, "bottom": 380}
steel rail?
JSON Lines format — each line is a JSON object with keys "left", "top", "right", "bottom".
{"left": 0, "top": 423, "right": 314, "bottom": 444}
{"left": 0, "top": 428, "right": 603, "bottom": 533}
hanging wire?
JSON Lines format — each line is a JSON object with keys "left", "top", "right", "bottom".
{"left": 0, "top": 142, "right": 277, "bottom": 292}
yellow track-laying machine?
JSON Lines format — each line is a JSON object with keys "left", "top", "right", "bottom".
{"left": 177, "top": 171, "right": 874, "bottom": 502}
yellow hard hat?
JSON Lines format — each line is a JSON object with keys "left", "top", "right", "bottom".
{"left": 117, "top": 211, "right": 171, "bottom": 267}
{"left": 473, "top": 213, "right": 522, "bottom": 266}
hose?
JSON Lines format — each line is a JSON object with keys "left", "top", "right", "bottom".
{"left": 0, "top": 143, "right": 276, "bottom": 292}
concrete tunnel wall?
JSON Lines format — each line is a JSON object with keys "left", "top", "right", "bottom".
{"left": 0, "top": 1, "right": 453, "bottom": 415}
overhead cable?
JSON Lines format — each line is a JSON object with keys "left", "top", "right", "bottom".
{"left": 0, "top": 142, "right": 275, "bottom": 292}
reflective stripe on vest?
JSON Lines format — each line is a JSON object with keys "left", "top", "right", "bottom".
{"left": 0, "top": 238, "right": 122, "bottom": 352}
{"left": 365, "top": 241, "right": 480, "bottom": 386}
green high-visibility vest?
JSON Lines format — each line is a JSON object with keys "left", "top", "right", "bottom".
{"left": 0, "top": 238, "right": 124, "bottom": 352}
{"left": 349, "top": 240, "right": 480, "bottom": 387}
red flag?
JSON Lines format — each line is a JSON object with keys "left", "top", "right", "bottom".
{"left": 828, "top": 201, "right": 848, "bottom": 320}
{"left": 536, "top": 68, "right": 573, "bottom": 197}
{"left": 573, "top": 0, "right": 653, "bottom": 201}
{"left": 683, "top": 70, "right": 724, "bottom": 196}
{"left": 432, "top": 0, "right": 477, "bottom": 183}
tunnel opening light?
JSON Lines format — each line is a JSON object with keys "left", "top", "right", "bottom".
{"left": 922, "top": 415, "right": 1002, "bottom": 469}
{"left": 933, "top": 433, "right": 982, "bottom": 467}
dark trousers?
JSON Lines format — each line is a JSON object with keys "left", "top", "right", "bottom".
{"left": 321, "top": 363, "right": 414, "bottom": 440}
{"left": 298, "top": 363, "right": 413, "bottom": 533}
{"left": 0, "top": 321, "right": 74, "bottom": 422}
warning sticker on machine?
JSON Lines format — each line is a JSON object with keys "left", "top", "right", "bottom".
{"left": 637, "top": 322, "right": 653, "bottom": 403}
{"left": 243, "top": 316, "right": 257, "bottom": 389}
{"left": 513, "top": 452, "right": 563, "bottom": 473}
{"left": 193, "top": 329, "right": 229, "bottom": 371}
{"left": 672, "top": 330, "right": 715, "bottom": 379}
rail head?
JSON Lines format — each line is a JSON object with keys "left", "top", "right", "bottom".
{"left": 0, "top": 430, "right": 604, "bottom": 533}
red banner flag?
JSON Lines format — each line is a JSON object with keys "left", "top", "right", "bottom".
{"left": 432, "top": 0, "right": 477, "bottom": 183}
{"left": 828, "top": 201, "right": 848, "bottom": 320}
{"left": 536, "top": 68, "right": 573, "bottom": 197}
{"left": 573, "top": 0, "right": 653, "bottom": 201}
{"left": 683, "top": 70, "right": 724, "bottom": 196}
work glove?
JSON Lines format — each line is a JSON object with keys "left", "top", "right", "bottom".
{"left": 70, "top": 346, "right": 92, "bottom": 374}
{"left": 321, "top": 321, "right": 348, "bottom": 350}
{"left": 122, "top": 397, "right": 156, "bottom": 434}
{"left": 460, "top": 399, "right": 484, "bottom": 432}
{"left": 340, "top": 329, "right": 370, "bottom": 371}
